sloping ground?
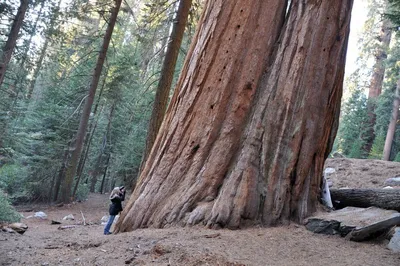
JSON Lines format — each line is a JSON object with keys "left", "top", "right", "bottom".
{"left": 1, "top": 159, "right": 400, "bottom": 265}
{"left": 325, "top": 158, "right": 400, "bottom": 189}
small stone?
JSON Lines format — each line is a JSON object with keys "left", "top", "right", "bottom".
{"left": 324, "top": 168, "right": 336, "bottom": 175}
{"left": 34, "top": 212, "right": 47, "bottom": 219}
{"left": 385, "top": 177, "right": 400, "bottom": 186}
{"left": 388, "top": 227, "right": 400, "bottom": 253}
{"left": 63, "top": 214, "right": 75, "bottom": 221}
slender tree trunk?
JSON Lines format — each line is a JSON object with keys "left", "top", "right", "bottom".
{"left": 116, "top": 0, "right": 353, "bottom": 232}
{"left": 90, "top": 103, "right": 115, "bottom": 192}
{"left": 72, "top": 104, "right": 104, "bottom": 198}
{"left": 382, "top": 78, "right": 400, "bottom": 161}
{"left": 27, "top": 0, "right": 62, "bottom": 99}
{"left": 100, "top": 153, "right": 111, "bottom": 193}
{"left": 54, "top": 141, "right": 71, "bottom": 202}
{"left": 10, "top": 0, "right": 44, "bottom": 109}
{"left": 0, "top": 0, "right": 29, "bottom": 88}
{"left": 60, "top": 0, "right": 122, "bottom": 203}
{"left": 365, "top": 16, "right": 392, "bottom": 154}
{"left": 72, "top": 75, "right": 107, "bottom": 198}
{"left": 140, "top": 0, "right": 193, "bottom": 174}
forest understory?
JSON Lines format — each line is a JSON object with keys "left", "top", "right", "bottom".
{"left": 1, "top": 158, "right": 400, "bottom": 266}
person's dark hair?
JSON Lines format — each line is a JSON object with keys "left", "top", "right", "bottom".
{"left": 120, "top": 186, "right": 125, "bottom": 190}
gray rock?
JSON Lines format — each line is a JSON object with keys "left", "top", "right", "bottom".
{"left": 62, "top": 214, "right": 74, "bottom": 220}
{"left": 305, "top": 218, "right": 341, "bottom": 235}
{"left": 385, "top": 177, "right": 400, "bottom": 186}
{"left": 34, "top": 212, "right": 47, "bottom": 219}
{"left": 388, "top": 227, "right": 400, "bottom": 253}
{"left": 324, "top": 168, "right": 336, "bottom": 175}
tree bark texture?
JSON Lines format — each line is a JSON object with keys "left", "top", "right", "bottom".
{"left": 365, "top": 16, "right": 392, "bottom": 154}
{"left": 116, "top": 0, "right": 353, "bottom": 232}
{"left": 140, "top": 0, "right": 193, "bottom": 173}
{"left": 0, "top": 0, "right": 29, "bottom": 88}
{"left": 331, "top": 188, "right": 400, "bottom": 212}
{"left": 60, "top": 0, "right": 122, "bottom": 203}
{"left": 382, "top": 78, "right": 400, "bottom": 161}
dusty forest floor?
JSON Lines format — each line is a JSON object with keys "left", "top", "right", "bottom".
{"left": 1, "top": 158, "right": 400, "bottom": 266}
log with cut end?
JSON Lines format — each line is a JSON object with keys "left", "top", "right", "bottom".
{"left": 346, "top": 216, "right": 400, "bottom": 242}
{"left": 331, "top": 189, "right": 400, "bottom": 211}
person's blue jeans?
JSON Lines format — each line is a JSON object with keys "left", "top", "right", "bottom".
{"left": 104, "top": 215, "right": 115, "bottom": 235}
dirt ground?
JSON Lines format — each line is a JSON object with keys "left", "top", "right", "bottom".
{"left": 1, "top": 158, "right": 400, "bottom": 266}
{"left": 324, "top": 158, "right": 400, "bottom": 189}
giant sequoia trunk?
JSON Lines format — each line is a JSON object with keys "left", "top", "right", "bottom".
{"left": 116, "top": 0, "right": 353, "bottom": 232}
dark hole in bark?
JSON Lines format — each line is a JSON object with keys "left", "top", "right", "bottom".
{"left": 245, "top": 82, "right": 252, "bottom": 90}
{"left": 237, "top": 25, "right": 240, "bottom": 29}
{"left": 191, "top": 144, "right": 200, "bottom": 154}
{"left": 210, "top": 104, "right": 214, "bottom": 109}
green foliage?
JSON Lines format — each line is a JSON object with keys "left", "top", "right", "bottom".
{"left": 394, "top": 151, "right": 400, "bottom": 162}
{"left": 0, "top": 163, "right": 28, "bottom": 196}
{"left": 336, "top": 78, "right": 369, "bottom": 158}
{"left": 0, "top": 190, "right": 21, "bottom": 223}
{"left": 75, "top": 183, "right": 89, "bottom": 201}
{"left": 369, "top": 130, "right": 386, "bottom": 159}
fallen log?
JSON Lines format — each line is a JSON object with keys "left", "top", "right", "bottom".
{"left": 346, "top": 216, "right": 400, "bottom": 242}
{"left": 330, "top": 188, "right": 400, "bottom": 211}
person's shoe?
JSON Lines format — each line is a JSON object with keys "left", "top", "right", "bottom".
{"left": 104, "top": 232, "right": 112, "bottom": 235}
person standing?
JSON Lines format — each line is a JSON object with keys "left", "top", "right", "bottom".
{"left": 104, "top": 186, "right": 125, "bottom": 235}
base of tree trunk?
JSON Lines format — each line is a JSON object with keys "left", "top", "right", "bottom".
{"left": 331, "top": 188, "right": 400, "bottom": 211}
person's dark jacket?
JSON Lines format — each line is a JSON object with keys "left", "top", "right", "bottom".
{"left": 109, "top": 191, "right": 125, "bottom": 215}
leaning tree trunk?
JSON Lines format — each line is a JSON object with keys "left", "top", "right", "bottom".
{"left": 116, "top": 0, "right": 353, "bottom": 232}
{"left": 365, "top": 15, "right": 392, "bottom": 154}
{"left": 0, "top": 0, "right": 29, "bottom": 88}
{"left": 60, "top": 0, "right": 122, "bottom": 203}
{"left": 139, "top": 0, "right": 193, "bottom": 175}
{"left": 383, "top": 77, "right": 400, "bottom": 161}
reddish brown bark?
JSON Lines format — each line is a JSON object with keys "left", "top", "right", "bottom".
{"left": 382, "top": 78, "right": 400, "bottom": 161}
{"left": 365, "top": 17, "right": 392, "bottom": 153}
{"left": 140, "top": 0, "right": 193, "bottom": 175}
{"left": 116, "top": 0, "right": 352, "bottom": 232}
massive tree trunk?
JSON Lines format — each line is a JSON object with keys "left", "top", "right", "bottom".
{"left": 382, "top": 78, "right": 400, "bottom": 161}
{"left": 365, "top": 15, "right": 392, "bottom": 154}
{"left": 0, "top": 0, "right": 29, "bottom": 88}
{"left": 140, "top": 0, "right": 193, "bottom": 174}
{"left": 116, "top": 0, "right": 353, "bottom": 232}
{"left": 60, "top": 0, "right": 122, "bottom": 203}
